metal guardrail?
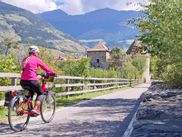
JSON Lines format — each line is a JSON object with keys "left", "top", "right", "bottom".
{"left": 0, "top": 73, "right": 138, "bottom": 105}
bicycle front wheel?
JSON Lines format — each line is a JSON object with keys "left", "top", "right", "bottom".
{"left": 8, "top": 96, "right": 30, "bottom": 132}
{"left": 40, "top": 93, "right": 56, "bottom": 123}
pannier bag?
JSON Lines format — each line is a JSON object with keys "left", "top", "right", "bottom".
{"left": 4, "top": 91, "right": 17, "bottom": 106}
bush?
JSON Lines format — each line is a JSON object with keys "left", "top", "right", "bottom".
{"left": 39, "top": 48, "right": 61, "bottom": 74}
{"left": 0, "top": 55, "right": 20, "bottom": 73}
{"left": 120, "top": 62, "right": 139, "bottom": 79}
{"left": 89, "top": 68, "right": 120, "bottom": 78}
{"left": 131, "top": 56, "right": 147, "bottom": 76}
{"left": 0, "top": 55, "right": 20, "bottom": 86}
{"left": 58, "top": 58, "right": 90, "bottom": 77}
{"left": 162, "top": 63, "right": 182, "bottom": 88}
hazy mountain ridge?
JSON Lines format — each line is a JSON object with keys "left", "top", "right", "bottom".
{"left": 0, "top": 1, "right": 85, "bottom": 54}
{"left": 40, "top": 8, "right": 141, "bottom": 50}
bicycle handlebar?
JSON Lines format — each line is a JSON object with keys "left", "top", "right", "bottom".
{"left": 37, "top": 73, "right": 57, "bottom": 78}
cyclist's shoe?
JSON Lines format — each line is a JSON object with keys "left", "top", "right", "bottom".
{"left": 31, "top": 108, "right": 40, "bottom": 115}
{"left": 31, "top": 101, "right": 40, "bottom": 115}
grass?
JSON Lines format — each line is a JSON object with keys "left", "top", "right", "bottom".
{"left": 56, "top": 86, "right": 129, "bottom": 107}
{"left": 0, "top": 86, "right": 129, "bottom": 124}
{"left": 0, "top": 106, "right": 8, "bottom": 124}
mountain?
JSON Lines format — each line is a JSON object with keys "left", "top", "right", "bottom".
{"left": 0, "top": 1, "right": 85, "bottom": 54}
{"left": 39, "top": 8, "right": 141, "bottom": 50}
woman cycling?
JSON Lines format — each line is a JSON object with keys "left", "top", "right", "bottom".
{"left": 20, "top": 45, "right": 55, "bottom": 115}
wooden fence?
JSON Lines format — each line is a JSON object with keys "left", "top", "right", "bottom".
{"left": 0, "top": 73, "right": 138, "bottom": 105}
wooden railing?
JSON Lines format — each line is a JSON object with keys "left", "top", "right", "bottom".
{"left": 0, "top": 73, "right": 138, "bottom": 105}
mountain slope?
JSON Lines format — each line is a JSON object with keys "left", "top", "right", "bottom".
{"left": 0, "top": 1, "right": 85, "bottom": 54}
{"left": 40, "top": 8, "right": 141, "bottom": 50}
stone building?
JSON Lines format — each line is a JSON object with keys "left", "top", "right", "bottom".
{"left": 127, "top": 40, "right": 151, "bottom": 83}
{"left": 87, "top": 43, "right": 110, "bottom": 69}
{"left": 126, "top": 40, "right": 144, "bottom": 55}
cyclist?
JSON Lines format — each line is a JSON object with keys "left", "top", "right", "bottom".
{"left": 20, "top": 45, "right": 55, "bottom": 115}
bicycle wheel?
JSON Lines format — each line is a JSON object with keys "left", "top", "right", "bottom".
{"left": 8, "top": 96, "right": 30, "bottom": 132}
{"left": 40, "top": 93, "right": 56, "bottom": 123}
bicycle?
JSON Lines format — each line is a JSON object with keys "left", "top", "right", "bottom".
{"left": 8, "top": 73, "right": 56, "bottom": 132}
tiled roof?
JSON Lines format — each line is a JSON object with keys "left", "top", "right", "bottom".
{"left": 87, "top": 43, "right": 109, "bottom": 52}
{"left": 126, "top": 40, "right": 142, "bottom": 55}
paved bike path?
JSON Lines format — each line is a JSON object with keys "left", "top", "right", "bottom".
{"left": 0, "top": 83, "right": 150, "bottom": 137}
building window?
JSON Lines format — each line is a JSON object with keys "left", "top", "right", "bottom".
{"left": 97, "top": 59, "right": 100, "bottom": 63}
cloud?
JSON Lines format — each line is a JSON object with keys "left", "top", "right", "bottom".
{"left": 1, "top": 0, "right": 149, "bottom": 14}
{"left": 59, "top": 0, "right": 149, "bottom": 15}
{"left": 81, "top": 0, "right": 146, "bottom": 13}
{"left": 58, "top": 0, "right": 84, "bottom": 15}
{"left": 1, "top": 0, "right": 60, "bottom": 13}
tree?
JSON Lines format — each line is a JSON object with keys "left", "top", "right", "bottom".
{"left": 110, "top": 47, "right": 126, "bottom": 70}
{"left": 132, "top": 56, "right": 147, "bottom": 76}
{"left": 58, "top": 58, "right": 90, "bottom": 77}
{"left": 0, "top": 33, "right": 20, "bottom": 56}
{"left": 136, "top": 0, "right": 182, "bottom": 88}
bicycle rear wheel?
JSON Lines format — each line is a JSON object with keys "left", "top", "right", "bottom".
{"left": 40, "top": 93, "right": 56, "bottom": 123}
{"left": 8, "top": 96, "right": 30, "bottom": 132}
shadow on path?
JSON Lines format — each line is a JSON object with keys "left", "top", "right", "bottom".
{"left": 0, "top": 96, "right": 144, "bottom": 137}
{"left": 0, "top": 123, "right": 15, "bottom": 135}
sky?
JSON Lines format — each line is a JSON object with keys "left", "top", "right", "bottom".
{"left": 1, "top": 0, "right": 149, "bottom": 15}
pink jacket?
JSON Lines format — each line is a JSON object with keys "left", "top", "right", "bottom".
{"left": 21, "top": 55, "right": 55, "bottom": 80}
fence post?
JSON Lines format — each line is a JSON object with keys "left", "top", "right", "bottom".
{"left": 83, "top": 78, "right": 86, "bottom": 90}
{"left": 93, "top": 80, "right": 96, "bottom": 89}
{"left": 116, "top": 79, "right": 119, "bottom": 88}
{"left": 66, "top": 79, "right": 70, "bottom": 97}
{"left": 11, "top": 78, "right": 17, "bottom": 86}
{"left": 129, "top": 79, "right": 132, "bottom": 87}
{"left": 66, "top": 79, "right": 70, "bottom": 92}
{"left": 82, "top": 79, "right": 84, "bottom": 90}
{"left": 102, "top": 79, "right": 104, "bottom": 89}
